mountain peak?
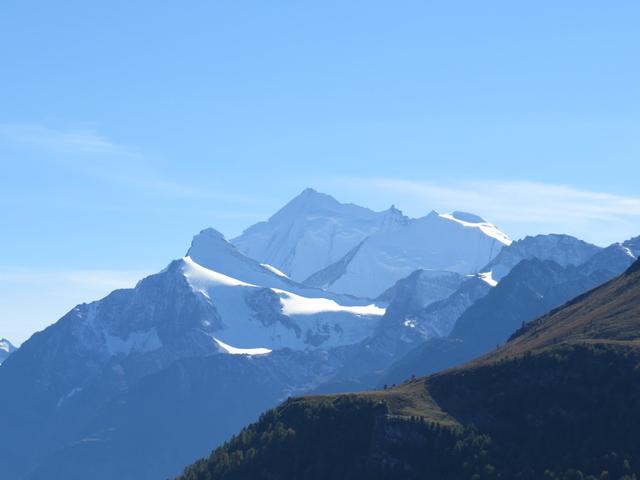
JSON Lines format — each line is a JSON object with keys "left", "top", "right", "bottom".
{"left": 195, "top": 227, "right": 226, "bottom": 240}
{"left": 482, "top": 233, "right": 600, "bottom": 282}
{"left": 300, "top": 187, "right": 320, "bottom": 196}
{"left": 232, "top": 190, "right": 382, "bottom": 280}
{"left": 187, "top": 227, "right": 229, "bottom": 255}
{"left": 379, "top": 204, "right": 409, "bottom": 229}
{"left": 288, "top": 187, "right": 339, "bottom": 208}
{"left": 185, "top": 226, "right": 308, "bottom": 288}
{"left": 387, "top": 204, "right": 401, "bottom": 213}
{"left": 186, "top": 227, "right": 253, "bottom": 274}
{"left": 264, "top": 188, "right": 359, "bottom": 224}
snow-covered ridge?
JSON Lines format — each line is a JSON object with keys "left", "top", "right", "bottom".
{"left": 183, "top": 255, "right": 256, "bottom": 288}
{"left": 273, "top": 289, "right": 385, "bottom": 316}
{"left": 232, "top": 189, "right": 511, "bottom": 290}
{"left": 61, "top": 243, "right": 387, "bottom": 363}
{"left": 213, "top": 338, "right": 271, "bottom": 356}
{"left": 232, "top": 188, "right": 389, "bottom": 281}
{"left": 303, "top": 209, "right": 510, "bottom": 298}
{"left": 180, "top": 255, "right": 386, "bottom": 351}
{"left": 439, "top": 212, "right": 512, "bottom": 246}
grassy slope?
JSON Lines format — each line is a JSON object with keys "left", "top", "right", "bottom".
{"left": 301, "top": 377, "right": 458, "bottom": 427}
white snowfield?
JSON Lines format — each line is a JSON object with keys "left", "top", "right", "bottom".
{"left": 232, "top": 189, "right": 512, "bottom": 298}
{"left": 272, "top": 289, "right": 385, "bottom": 316}
{"left": 477, "top": 271, "right": 498, "bottom": 287}
{"left": 213, "top": 337, "right": 272, "bottom": 356}
{"left": 438, "top": 212, "right": 512, "bottom": 246}
{"left": 232, "top": 188, "right": 408, "bottom": 281}
{"left": 183, "top": 255, "right": 256, "bottom": 288}
{"left": 181, "top": 253, "right": 385, "bottom": 352}
{"left": 304, "top": 210, "right": 511, "bottom": 298}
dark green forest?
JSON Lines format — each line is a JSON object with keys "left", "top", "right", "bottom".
{"left": 179, "top": 344, "right": 640, "bottom": 480}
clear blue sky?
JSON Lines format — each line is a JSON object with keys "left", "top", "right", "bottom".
{"left": 1, "top": 1, "right": 639, "bottom": 343}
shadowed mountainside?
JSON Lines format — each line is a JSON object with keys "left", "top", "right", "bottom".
{"left": 179, "top": 260, "right": 640, "bottom": 480}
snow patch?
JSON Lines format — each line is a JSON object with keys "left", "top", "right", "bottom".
{"left": 273, "top": 288, "right": 386, "bottom": 316}
{"left": 104, "top": 328, "right": 162, "bottom": 356}
{"left": 182, "top": 256, "right": 256, "bottom": 288}
{"left": 478, "top": 271, "right": 498, "bottom": 287}
{"left": 621, "top": 245, "right": 637, "bottom": 259}
{"left": 213, "top": 337, "right": 272, "bottom": 355}
{"left": 439, "top": 213, "right": 512, "bottom": 246}
{"left": 261, "top": 263, "right": 289, "bottom": 278}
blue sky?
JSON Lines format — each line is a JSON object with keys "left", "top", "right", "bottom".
{"left": 1, "top": 1, "right": 640, "bottom": 343}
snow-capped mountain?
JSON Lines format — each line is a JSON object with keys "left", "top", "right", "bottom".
{"left": 481, "top": 234, "right": 601, "bottom": 282}
{"left": 2, "top": 185, "right": 634, "bottom": 480}
{"left": 304, "top": 210, "right": 511, "bottom": 298}
{"left": 320, "top": 234, "right": 638, "bottom": 392}
{"left": 0, "top": 338, "right": 16, "bottom": 365}
{"left": 184, "top": 228, "right": 385, "bottom": 350}
{"left": 232, "top": 188, "right": 402, "bottom": 281}
{"left": 382, "top": 256, "right": 632, "bottom": 386}
{"left": 29, "top": 228, "right": 386, "bottom": 367}
{"left": 389, "top": 235, "right": 636, "bottom": 355}
{"left": 0, "top": 228, "right": 386, "bottom": 479}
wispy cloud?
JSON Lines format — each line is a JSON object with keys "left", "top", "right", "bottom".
{"left": 331, "top": 177, "right": 640, "bottom": 245}
{"left": 0, "top": 123, "right": 133, "bottom": 155}
{"left": 0, "top": 122, "right": 259, "bottom": 205}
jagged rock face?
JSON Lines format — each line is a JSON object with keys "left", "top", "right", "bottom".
{"left": 376, "top": 269, "right": 466, "bottom": 317}
{"left": 305, "top": 211, "right": 510, "bottom": 298}
{"left": 382, "top": 255, "right": 635, "bottom": 387}
{"left": 450, "top": 259, "right": 602, "bottom": 349}
{"left": 409, "top": 275, "right": 493, "bottom": 339}
{"left": 314, "top": 271, "right": 468, "bottom": 389}
{"left": 370, "top": 270, "right": 472, "bottom": 350}
{"left": 482, "top": 234, "right": 601, "bottom": 281}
